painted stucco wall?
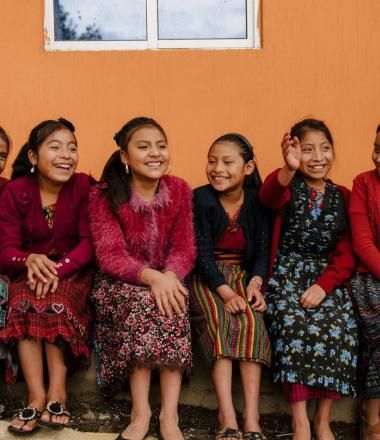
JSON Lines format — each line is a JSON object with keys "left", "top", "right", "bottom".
{"left": 1, "top": 0, "right": 379, "bottom": 187}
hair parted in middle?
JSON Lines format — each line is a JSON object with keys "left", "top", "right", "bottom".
{"left": 209, "top": 132, "right": 262, "bottom": 190}
{"left": 100, "top": 116, "right": 167, "bottom": 213}
{"left": 11, "top": 118, "right": 76, "bottom": 180}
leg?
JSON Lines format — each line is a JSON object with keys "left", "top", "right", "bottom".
{"left": 239, "top": 361, "right": 262, "bottom": 433}
{"left": 10, "top": 339, "right": 46, "bottom": 432}
{"left": 313, "top": 398, "right": 335, "bottom": 440}
{"left": 121, "top": 366, "right": 152, "bottom": 440}
{"left": 42, "top": 341, "right": 69, "bottom": 426}
{"left": 212, "top": 358, "right": 239, "bottom": 438}
{"left": 361, "top": 398, "right": 380, "bottom": 440}
{"left": 290, "top": 401, "right": 311, "bottom": 440}
{"left": 159, "top": 367, "right": 184, "bottom": 440}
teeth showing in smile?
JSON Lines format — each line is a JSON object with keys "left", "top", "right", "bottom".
{"left": 212, "top": 176, "right": 228, "bottom": 181}
{"left": 55, "top": 164, "right": 71, "bottom": 170}
{"left": 308, "top": 165, "right": 325, "bottom": 170}
{"left": 146, "top": 162, "right": 163, "bottom": 167}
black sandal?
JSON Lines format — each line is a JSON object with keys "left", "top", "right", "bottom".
{"left": 37, "top": 401, "right": 70, "bottom": 430}
{"left": 216, "top": 427, "right": 243, "bottom": 439}
{"left": 243, "top": 432, "right": 267, "bottom": 440}
{"left": 8, "top": 406, "right": 41, "bottom": 436}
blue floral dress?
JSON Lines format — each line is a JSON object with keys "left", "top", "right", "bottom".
{"left": 265, "top": 176, "right": 358, "bottom": 398}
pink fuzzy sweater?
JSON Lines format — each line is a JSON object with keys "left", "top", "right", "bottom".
{"left": 89, "top": 175, "right": 196, "bottom": 284}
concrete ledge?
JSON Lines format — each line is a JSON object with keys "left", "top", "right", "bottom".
{"left": 0, "top": 347, "right": 359, "bottom": 423}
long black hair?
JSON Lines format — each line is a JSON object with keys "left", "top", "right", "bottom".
{"left": 11, "top": 118, "right": 76, "bottom": 180}
{"left": 100, "top": 116, "right": 167, "bottom": 213}
{"left": 209, "top": 133, "right": 262, "bottom": 190}
{"left": 290, "top": 118, "right": 334, "bottom": 148}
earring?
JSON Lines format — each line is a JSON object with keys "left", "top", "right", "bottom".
{"left": 30, "top": 165, "right": 35, "bottom": 174}
{"left": 125, "top": 164, "right": 129, "bottom": 175}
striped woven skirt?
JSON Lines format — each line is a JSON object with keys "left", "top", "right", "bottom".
{"left": 189, "top": 262, "right": 271, "bottom": 368}
{"left": 351, "top": 272, "right": 380, "bottom": 399}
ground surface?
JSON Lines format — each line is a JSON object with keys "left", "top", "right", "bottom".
{"left": 0, "top": 398, "right": 359, "bottom": 439}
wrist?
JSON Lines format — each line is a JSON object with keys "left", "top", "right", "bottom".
{"left": 215, "top": 284, "right": 235, "bottom": 302}
{"left": 250, "top": 276, "right": 263, "bottom": 289}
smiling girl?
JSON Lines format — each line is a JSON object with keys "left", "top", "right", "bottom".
{"left": 89, "top": 117, "right": 195, "bottom": 440}
{"left": 0, "top": 126, "right": 11, "bottom": 193}
{"left": 350, "top": 125, "right": 380, "bottom": 440}
{"left": 190, "top": 133, "right": 272, "bottom": 440}
{"left": 260, "top": 119, "right": 358, "bottom": 440}
{"left": 0, "top": 119, "right": 94, "bottom": 436}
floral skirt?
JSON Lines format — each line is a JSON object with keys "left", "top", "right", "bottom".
{"left": 0, "top": 267, "right": 94, "bottom": 383}
{"left": 351, "top": 272, "right": 380, "bottom": 399}
{"left": 91, "top": 273, "right": 192, "bottom": 395}
{"left": 265, "top": 252, "right": 358, "bottom": 399}
{"left": 189, "top": 262, "right": 272, "bottom": 369}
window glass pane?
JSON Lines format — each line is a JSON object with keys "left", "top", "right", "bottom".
{"left": 54, "top": 0, "right": 147, "bottom": 41}
{"left": 158, "top": 0, "right": 247, "bottom": 40}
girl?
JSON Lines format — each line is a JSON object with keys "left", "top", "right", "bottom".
{"left": 0, "top": 126, "right": 11, "bottom": 192}
{"left": 0, "top": 119, "right": 94, "bottom": 436}
{"left": 190, "top": 133, "right": 272, "bottom": 440}
{"left": 260, "top": 119, "right": 358, "bottom": 440}
{"left": 89, "top": 117, "right": 195, "bottom": 440}
{"left": 350, "top": 125, "right": 380, "bottom": 440}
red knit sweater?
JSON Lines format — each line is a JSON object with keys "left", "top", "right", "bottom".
{"left": 259, "top": 169, "right": 356, "bottom": 294}
{"left": 349, "top": 169, "right": 380, "bottom": 279}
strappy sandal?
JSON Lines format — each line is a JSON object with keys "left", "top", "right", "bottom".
{"left": 7, "top": 406, "right": 41, "bottom": 436}
{"left": 243, "top": 432, "right": 267, "bottom": 440}
{"left": 216, "top": 427, "right": 243, "bottom": 439}
{"left": 37, "top": 401, "right": 70, "bottom": 430}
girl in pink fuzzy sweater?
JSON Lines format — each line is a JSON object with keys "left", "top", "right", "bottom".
{"left": 89, "top": 117, "right": 195, "bottom": 440}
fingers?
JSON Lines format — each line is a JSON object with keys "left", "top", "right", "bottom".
{"left": 40, "top": 281, "right": 51, "bottom": 299}
{"left": 246, "top": 284, "right": 254, "bottom": 303}
{"left": 173, "top": 289, "right": 187, "bottom": 313}
{"left": 161, "top": 294, "right": 174, "bottom": 318}
{"left": 225, "top": 296, "right": 246, "bottom": 314}
{"left": 35, "top": 281, "right": 44, "bottom": 300}
{"left": 50, "top": 277, "right": 59, "bottom": 294}
{"left": 155, "top": 295, "right": 165, "bottom": 316}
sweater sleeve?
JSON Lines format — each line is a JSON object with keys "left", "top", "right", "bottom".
{"left": 56, "top": 181, "right": 94, "bottom": 279}
{"left": 349, "top": 174, "right": 380, "bottom": 279}
{"left": 163, "top": 182, "right": 196, "bottom": 280}
{"left": 249, "top": 201, "right": 272, "bottom": 281}
{"left": 315, "top": 187, "right": 356, "bottom": 293}
{"left": 89, "top": 187, "right": 146, "bottom": 284}
{"left": 259, "top": 168, "right": 291, "bottom": 210}
{"left": 0, "top": 185, "right": 30, "bottom": 273}
{"left": 193, "top": 190, "right": 227, "bottom": 290}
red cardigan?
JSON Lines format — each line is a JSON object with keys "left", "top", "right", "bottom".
{"left": 349, "top": 169, "right": 380, "bottom": 279}
{"left": 0, "top": 173, "right": 94, "bottom": 279}
{"left": 0, "top": 177, "right": 8, "bottom": 195}
{"left": 259, "top": 169, "right": 356, "bottom": 294}
{"left": 89, "top": 175, "right": 196, "bottom": 284}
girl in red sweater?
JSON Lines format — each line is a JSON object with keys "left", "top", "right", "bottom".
{"left": 89, "top": 117, "right": 195, "bottom": 440}
{"left": 350, "top": 125, "right": 380, "bottom": 440}
{"left": 0, "top": 119, "right": 94, "bottom": 436}
{"left": 260, "top": 119, "right": 357, "bottom": 440}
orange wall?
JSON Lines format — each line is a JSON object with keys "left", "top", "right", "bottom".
{"left": 1, "top": 0, "right": 380, "bottom": 187}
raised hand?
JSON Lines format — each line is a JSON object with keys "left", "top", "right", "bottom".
{"left": 281, "top": 133, "right": 301, "bottom": 171}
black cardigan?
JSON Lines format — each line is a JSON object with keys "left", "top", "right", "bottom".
{"left": 193, "top": 184, "right": 272, "bottom": 290}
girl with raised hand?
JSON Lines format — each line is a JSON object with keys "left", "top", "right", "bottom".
{"left": 260, "top": 119, "right": 358, "bottom": 440}
{"left": 350, "top": 125, "right": 380, "bottom": 440}
{"left": 89, "top": 117, "right": 195, "bottom": 440}
{"left": 190, "top": 133, "right": 272, "bottom": 440}
{"left": 0, "top": 126, "right": 11, "bottom": 193}
{"left": 0, "top": 118, "right": 94, "bottom": 436}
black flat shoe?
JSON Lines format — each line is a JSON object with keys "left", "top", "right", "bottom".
{"left": 8, "top": 406, "right": 41, "bottom": 437}
{"left": 243, "top": 432, "right": 267, "bottom": 440}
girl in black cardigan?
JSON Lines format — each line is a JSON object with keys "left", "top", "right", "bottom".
{"left": 190, "top": 133, "right": 272, "bottom": 440}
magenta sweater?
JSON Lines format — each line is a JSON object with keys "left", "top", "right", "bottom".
{"left": 89, "top": 175, "right": 196, "bottom": 284}
{"left": 0, "top": 173, "right": 94, "bottom": 279}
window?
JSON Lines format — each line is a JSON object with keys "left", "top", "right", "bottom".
{"left": 44, "top": 0, "right": 261, "bottom": 51}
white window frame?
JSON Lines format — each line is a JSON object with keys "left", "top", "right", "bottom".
{"left": 44, "top": 0, "right": 261, "bottom": 51}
